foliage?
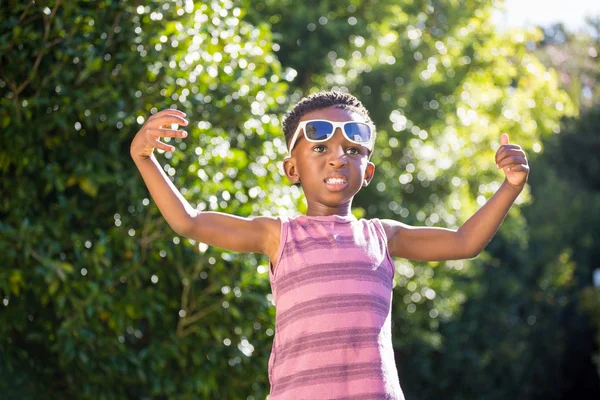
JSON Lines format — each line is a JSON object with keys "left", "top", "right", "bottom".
{"left": 581, "top": 285, "right": 600, "bottom": 379}
{"left": 1, "top": 0, "right": 598, "bottom": 399}
{"left": 530, "top": 19, "right": 600, "bottom": 395}
{"left": 248, "top": 1, "right": 589, "bottom": 398}
{"left": 1, "top": 0, "right": 293, "bottom": 398}
{"left": 529, "top": 105, "right": 600, "bottom": 397}
{"left": 536, "top": 18, "right": 600, "bottom": 110}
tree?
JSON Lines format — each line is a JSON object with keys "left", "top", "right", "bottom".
{"left": 523, "top": 18, "right": 600, "bottom": 397}
{"left": 0, "top": 1, "right": 293, "bottom": 398}
{"left": 244, "top": 0, "right": 600, "bottom": 398}
{"left": 252, "top": 1, "right": 574, "bottom": 398}
{"left": 2, "top": 0, "right": 593, "bottom": 398}
{"left": 524, "top": 105, "right": 600, "bottom": 399}
{"left": 536, "top": 19, "right": 600, "bottom": 110}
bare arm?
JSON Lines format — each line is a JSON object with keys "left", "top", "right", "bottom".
{"left": 384, "top": 134, "right": 529, "bottom": 261}
{"left": 130, "top": 109, "right": 280, "bottom": 259}
{"left": 383, "top": 180, "right": 522, "bottom": 260}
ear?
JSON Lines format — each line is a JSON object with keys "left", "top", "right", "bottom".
{"left": 362, "top": 161, "right": 376, "bottom": 187}
{"left": 283, "top": 156, "right": 301, "bottom": 184}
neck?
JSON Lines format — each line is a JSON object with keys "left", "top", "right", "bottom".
{"left": 305, "top": 201, "right": 353, "bottom": 217}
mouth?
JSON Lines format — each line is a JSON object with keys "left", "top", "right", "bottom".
{"left": 324, "top": 175, "right": 349, "bottom": 191}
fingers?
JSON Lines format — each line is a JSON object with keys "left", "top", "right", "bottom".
{"left": 500, "top": 163, "right": 530, "bottom": 175}
{"left": 146, "top": 128, "right": 186, "bottom": 153}
{"left": 139, "top": 109, "right": 189, "bottom": 153}
{"left": 151, "top": 108, "right": 187, "bottom": 118}
{"left": 496, "top": 146, "right": 527, "bottom": 168}
{"left": 148, "top": 114, "right": 189, "bottom": 128}
{"left": 500, "top": 133, "right": 509, "bottom": 145}
{"left": 146, "top": 128, "right": 187, "bottom": 139}
{"left": 496, "top": 155, "right": 527, "bottom": 170}
{"left": 497, "top": 144, "right": 521, "bottom": 150}
{"left": 495, "top": 146, "right": 526, "bottom": 167}
{"left": 152, "top": 138, "right": 175, "bottom": 152}
{"left": 131, "top": 109, "right": 189, "bottom": 157}
{"left": 506, "top": 164, "right": 530, "bottom": 172}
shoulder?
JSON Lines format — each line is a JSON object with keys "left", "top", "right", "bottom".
{"left": 253, "top": 216, "right": 282, "bottom": 261}
{"left": 252, "top": 216, "right": 281, "bottom": 238}
{"left": 253, "top": 215, "right": 281, "bottom": 226}
{"left": 374, "top": 218, "right": 410, "bottom": 241}
{"left": 376, "top": 218, "right": 417, "bottom": 259}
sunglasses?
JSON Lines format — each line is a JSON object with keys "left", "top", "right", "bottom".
{"left": 287, "top": 119, "right": 375, "bottom": 158}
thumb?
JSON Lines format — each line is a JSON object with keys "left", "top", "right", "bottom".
{"left": 500, "top": 133, "right": 509, "bottom": 145}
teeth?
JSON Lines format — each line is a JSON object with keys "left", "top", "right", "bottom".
{"left": 326, "top": 178, "right": 346, "bottom": 184}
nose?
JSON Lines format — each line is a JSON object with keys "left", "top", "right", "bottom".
{"left": 328, "top": 132, "right": 347, "bottom": 168}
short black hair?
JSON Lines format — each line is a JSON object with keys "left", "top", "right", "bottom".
{"left": 281, "top": 91, "right": 375, "bottom": 151}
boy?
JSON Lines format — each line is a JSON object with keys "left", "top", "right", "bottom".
{"left": 131, "top": 91, "right": 529, "bottom": 399}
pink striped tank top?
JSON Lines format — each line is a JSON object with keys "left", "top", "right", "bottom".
{"left": 268, "top": 214, "right": 404, "bottom": 399}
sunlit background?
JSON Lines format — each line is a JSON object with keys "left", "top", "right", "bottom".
{"left": 1, "top": 0, "right": 599, "bottom": 399}
{"left": 498, "top": 0, "right": 600, "bottom": 31}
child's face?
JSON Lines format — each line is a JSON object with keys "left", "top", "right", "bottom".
{"left": 284, "top": 106, "right": 375, "bottom": 212}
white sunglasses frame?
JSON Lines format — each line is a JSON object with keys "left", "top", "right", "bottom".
{"left": 287, "top": 119, "right": 375, "bottom": 158}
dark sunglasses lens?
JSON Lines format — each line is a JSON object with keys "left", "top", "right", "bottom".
{"left": 344, "top": 122, "right": 372, "bottom": 143}
{"left": 305, "top": 121, "right": 334, "bottom": 140}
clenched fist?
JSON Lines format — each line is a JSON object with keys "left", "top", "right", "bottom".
{"left": 495, "top": 133, "right": 530, "bottom": 190}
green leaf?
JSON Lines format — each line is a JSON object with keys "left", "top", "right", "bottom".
{"left": 79, "top": 177, "right": 98, "bottom": 197}
{"left": 48, "top": 280, "right": 59, "bottom": 296}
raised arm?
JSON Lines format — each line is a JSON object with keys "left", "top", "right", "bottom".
{"left": 383, "top": 133, "right": 529, "bottom": 261}
{"left": 130, "top": 109, "right": 280, "bottom": 260}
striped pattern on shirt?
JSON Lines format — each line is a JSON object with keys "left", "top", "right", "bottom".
{"left": 268, "top": 214, "right": 404, "bottom": 400}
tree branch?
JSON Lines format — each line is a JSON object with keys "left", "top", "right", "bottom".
{"left": 178, "top": 303, "right": 219, "bottom": 329}
{"left": 105, "top": 10, "right": 124, "bottom": 48}
{"left": 18, "top": 0, "right": 34, "bottom": 23}
{"left": 15, "top": 0, "right": 62, "bottom": 95}
{"left": 0, "top": 63, "right": 17, "bottom": 93}
{"left": 180, "top": 276, "right": 191, "bottom": 311}
{"left": 176, "top": 325, "right": 200, "bottom": 338}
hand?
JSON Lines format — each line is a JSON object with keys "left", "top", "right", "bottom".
{"left": 130, "top": 109, "right": 189, "bottom": 159}
{"left": 495, "top": 133, "right": 529, "bottom": 190}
